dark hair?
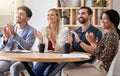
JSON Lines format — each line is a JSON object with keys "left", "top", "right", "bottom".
{"left": 17, "top": 6, "right": 32, "bottom": 18}
{"left": 101, "top": 9, "right": 120, "bottom": 39}
{"left": 80, "top": 7, "right": 93, "bottom": 15}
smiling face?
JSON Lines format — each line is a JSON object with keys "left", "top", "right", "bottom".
{"left": 77, "top": 9, "right": 92, "bottom": 24}
{"left": 16, "top": 9, "right": 29, "bottom": 24}
{"left": 47, "top": 10, "right": 59, "bottom": 24}
{"left": 100, "top": 13, "right": 114, "bottom": 30}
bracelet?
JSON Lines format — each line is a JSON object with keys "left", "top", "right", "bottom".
{"left": 3, "top": 39, "right": 8, "bottom": 45}
{"left": 77, "top": 40, "right": 81, "bottom": 45}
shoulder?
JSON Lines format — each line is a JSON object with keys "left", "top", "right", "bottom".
{"left": 109, "top": 29, "right": 119, "bottom": 40}
{"left": 26, "top": 24, "right": 35, "bottom": 30}
{"left": 59, "top": 25, "right": 69, "bottom": 33}
{"left": 90, "top": 25, "right": 100, "bottom": 30}
{"left": 89, "top": 25, "right": 102, "bottom": 33}
{"left": 89, "top": 25, "right": 103, "bottom": 40}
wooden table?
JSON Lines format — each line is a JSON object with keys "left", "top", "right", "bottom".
{"left": 0, "top": 51, "right": 91, "bottom": 76}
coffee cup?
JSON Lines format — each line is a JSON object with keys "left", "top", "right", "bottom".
{"left": 38, "top": 44, "right": 45, "bottom": 53}
{"left": 63, "top": 43, "right": 70, "bottom": 54}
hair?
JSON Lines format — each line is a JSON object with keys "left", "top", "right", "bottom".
{"left": 80, "top": 7, "right": 93, "bottom": 15}
{"left": 101, "top": 9, "right": 120, "bottom": 39}
{"left": 46, "top": 8, "right": 61, "bottom": 40}
{"left": 17, "top": 6, "right": 32, "bottom": 18}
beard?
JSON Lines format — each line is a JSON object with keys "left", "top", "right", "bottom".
{"left": 16, "top": 19, "right": 26, "bottom": 24}
{"left": 78, "top": 17, "right": 88, "bottom": 24}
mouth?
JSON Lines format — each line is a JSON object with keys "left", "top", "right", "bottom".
{"left": 78, "top": 17, "right": 84, "bottom": 20}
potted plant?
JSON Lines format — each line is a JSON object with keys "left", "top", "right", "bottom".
{"left": 61, "top": 10, "right": 70, "bottom": 24}
{"left": 93, "top": 0, "right": 107, "bottom": 7}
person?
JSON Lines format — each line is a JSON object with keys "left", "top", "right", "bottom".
{"left": 60, "top": 9, "right": 120, "bottom": 76}
{"left": 32, "top": 8, "right": 69, "bottom": 76}
{"left": 0, "top": 6, "right": 35, "bottom": 76}
{"left": 63, "top": 6, "right": 102, "bottom": 65}
{"left": 55, "top": 6, "right": 102, "bottom": 76}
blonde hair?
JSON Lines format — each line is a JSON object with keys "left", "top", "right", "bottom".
{"left": 46, "top": 8, "right": 61, "bottom": 40}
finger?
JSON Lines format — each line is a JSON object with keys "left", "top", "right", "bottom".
{"left": 70, "top": 31, "right": 76, "bottom": 34}
{"left": 96, "top": 37, "right": 99, "bottom": 43}
{"left": 85, "top": 32, "right": 89, "bottom": 37}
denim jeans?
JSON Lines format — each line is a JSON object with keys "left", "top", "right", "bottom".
{"left": 32, "top": 62, "right": 59, "bottom": 76}
{"left": 0, "top": 60, "right": 14, "bottom": 76}
{"left": 10, "top": 62, "right": 33, "bottom": 76}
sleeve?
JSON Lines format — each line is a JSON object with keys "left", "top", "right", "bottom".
{"left": 95, "top": 32, "right": 119, "bottom": 61}
{"left": 55, "top": 27, "right": 69, "bottom": 52}
{"left": 0, "top": 36, "right": 6, "bottom": 50}
{"left": 0, "top": 35, "right": 13, "bottom": 51}
{"left": 13, "top": 28, "right": 35, "bottom": 50}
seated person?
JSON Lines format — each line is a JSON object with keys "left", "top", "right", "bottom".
{"left": 0, "top": 6, "right": 35, "bottom": 76}
{"left": 60, "top": 9, "right": 120, "bottom": 76}
{"left": 32, "top": 8, "right": 69, "bottom": 76}
{"left": 64, "top": 7, "right": 102, "bottom": 64}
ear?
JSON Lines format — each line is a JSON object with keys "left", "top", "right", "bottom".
{"left": 26, "top": 17, "right": 30, "bottom": 22}
{"left": 89, "top": 14, "right": 93, "bottom": 19}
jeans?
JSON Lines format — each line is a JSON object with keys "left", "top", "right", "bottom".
{"left": 32, "top": 62, "right": 59, "bottom": 76}
{"left": 0, "top": 60, "right": 14, "bottom": 76}
{"left": 10, "top": 62, "right": 33, "bottom": 76}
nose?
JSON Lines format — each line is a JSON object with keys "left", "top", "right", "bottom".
{"left": 16, "top": 13, "right": 20, "bottom": 18}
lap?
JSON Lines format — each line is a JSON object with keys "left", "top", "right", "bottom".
{"left": 62, "top": 65, "right": 106, "bottom": 76}
{"left": 10, "top": 62, "right": 33, "bottom": 70}
{"left": 0, "top": 60, "right": 14, "bottom": 71}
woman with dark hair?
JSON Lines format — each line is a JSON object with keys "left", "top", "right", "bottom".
{"left": 60, "top": 9, "right": 120, "bottom": 76}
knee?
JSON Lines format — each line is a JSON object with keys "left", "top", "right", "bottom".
{"left": 32, "top": 66, "right": 37, "bottom": 72}
{"left": 10, "top": 64, "right": 17, "bottom": 72}
{"left": 61, "top": 68, "right": 69, "bottom": 76}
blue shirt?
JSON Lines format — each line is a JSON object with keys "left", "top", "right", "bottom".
{"left": 0, "top": 23, "right": 35, "bottom": 51}
{"left": 72, "top": 25, "right": 102, "bottom": 52}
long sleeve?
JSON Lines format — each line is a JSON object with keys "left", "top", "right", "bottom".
{"left": 40, "top": 26, "right": 69, "bottom": 53}
{"left": 13, "top": 28, "right": 35, "bottom": 50}
{"left": 94, "top": 29, "right": 119, "bottom": 72}
{"left": 0, "top": 37, "right": 6, "bottom": 50}
{"left": 55, "top": 26, "right": 69, "bottom": 52}
{"left": 0, "top": 36, "right": 13, "bottom": 51}
{"left": 0, "top": 24, "right": 35, "bottom": 51}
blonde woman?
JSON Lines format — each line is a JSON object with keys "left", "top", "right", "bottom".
{"left": 33, "top": 8, "right": 69, "bottom": 76}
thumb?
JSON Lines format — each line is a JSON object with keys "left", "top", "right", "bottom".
{"left": 96, "top": 37, "right": 99, "bottom": 43}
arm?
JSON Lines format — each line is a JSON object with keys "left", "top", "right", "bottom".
{"left": 0, "top": 24, "right": 13, "bottom": 50}
{"left": 13, "top": 28, "right": 35, "bottom": 50}
{"left": 34, "top": 29, "right": 43, "bottom": 44}
{"left": 95, "top": 32, "right": 119, "bottom": 60}
{"left": 0, "top": 37, "right": 6, "bottom": 50}
{"left": 71, "top": 31, "right": 97, "bottom": 54}
{"left": 54, "top": 27, "right": 69, "bottom": 52}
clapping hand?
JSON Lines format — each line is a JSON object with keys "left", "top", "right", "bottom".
{"left": 70, "top": 31, "right": 81, "bottom": 43}
{"left": 3, "top": 24, "right": 15, "bottom": 39}
{"left": 85, "top": 32, "right": 98, "bottom": 47}
{"left": 3, "top": 24, "right": 11, "bottom": 41}
{"left": 34, "top": 30, "right": 43, "bottom": 44}
{"left": 65, "top": 36, "right": 73, "bottom": 46}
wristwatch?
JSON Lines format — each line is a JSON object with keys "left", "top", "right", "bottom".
{"left": 77, "top": 40, "right": 82, "bottom": 45}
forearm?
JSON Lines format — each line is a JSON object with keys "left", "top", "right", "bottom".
{"left": 0, "top": 36, "right": 13, "bottom": 50}
{"left": 79, "top": 41, "right": 96, "bottom": 54}
{"left": 13, "top": 35, "right": 35, "bottom": 50}
{"left": 0, "top": 38, "right": 5, "bottom": 50}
